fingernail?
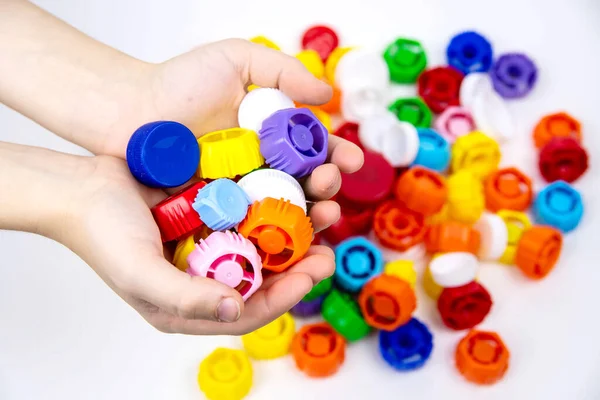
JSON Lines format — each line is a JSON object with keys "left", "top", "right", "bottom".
{"left": 216, "top": 297, "right": 241, "bottom": 323}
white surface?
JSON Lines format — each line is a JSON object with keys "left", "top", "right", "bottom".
{"left": 237, "top": 88, "right": 295, "bottom": 133}
{"left": 334, "top": 48, "right": 390, "bottom": 92}
{"left": 474, "top": 213, "right": 509, "bottom": 261}
{"left": 429, "top": 252, "right": 479, "bottom": 288}
{"left": 1, "top": 0, "right": 600, "bottom": 399}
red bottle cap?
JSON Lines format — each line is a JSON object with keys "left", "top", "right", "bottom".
{"left": 373, "top": 200, "right": 426, "bottom": 251}
{"left": 312, "top": 232, "right": 322, "bottom": 246}
{"left": 151, "top": 181, "right": 207, "bottom": 242}
{"left": 538, "top": 137, "right": 588, "bottom": 183}
{"left": 338, "top": 151, "right": 395, "bottom": 207}
{"left": 321, "top": 206, "right": 374, "bottom": 246}
{"left": 301, "top": 25, "right": 339, "bottom": 62}
{"left": 417, "top": 66, "right": 464, "bottom": 114}
{"left": 333, "top": 122, "right": 363, "bottom": 149}
{"left": 438, "top": 281, "right": 492, "bottom": 330}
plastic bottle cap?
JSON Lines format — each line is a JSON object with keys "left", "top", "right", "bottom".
{"left": 192, "top": 179, "right": 251, "bottom": 231}
{"left": 305, "top": 106, "right": 333, "bottom": 133}
{"left": 341, "top": 87, "right": 389, "bottom": 123}
{"left": 322, "top": 289, "right": 371, "bottom": 342}
{"left": 303, "top": 276, "right": 333, "bottom": 302}
{"left": 373, "top": 200, "right": 427, "bottom": 251}
{"left": 334, "top": 237, "right": 383, "bottom": 293}
{"left": 533, "top": 112, "right": 582, "bottom": 148}
{"left": 259, "top": 108, "right": 328, "bottom": 178}
{"left": 383, "top": 37, "right": 427, "bottom": 83}
{"left": 456, "top": 330, "right": 510, "bottom": 385}
{"left": 473, "top": 213, "right": 509, "bottom": 261}
{"left": 334, "top": 48, "right": 390, "bottom": 92}
{"left": 238, "top": 88, "right": 295, "bottom": 133}
{"left": 379, "top": 318, "right": 434, "bottom": 371}
{"left": 338, "top": 151, "right": 395, "bottom": 207}
{"left": 186, "top": 231, "right": 262, "bottom": 301}
{"left": 471, "top": 83, "right": 515, "bottom": 142}
{"left": 292, "top": 322, "right": 345, "bottom": 377}
{"left": 126, "top": 121, "right": 200, "bottom": 188}
{"left": 321, "top": 205, "right": 374, "bottom": 245}
{"left": 538, "top": 137, "right": 588, "bottom": 183}
{"left": 423, "top": 265, "right": 444, "bottom": 300}
{"left": 197, "top": 128, "right": 264, "bottom": 179}
{"left": 198, "top": 348, "right": 252, "bottom": 400}
{"left": 459, "top": 72, "right": 492, "bottom": 109}
{"left": 429, "top": 252, "right": 478, "bottom": 288}
{"left": 384, "top": 260, "right": 417, "bottom": 288}
{"left": 490, "top": 53, "right": 537, "bottom": 99}
{"left": 325, "top": 46, "right": 353, "bottom": 85}
{"left": 334, "top": 122, "right": 362, "bottom": 148}
{"left": 296, "top": 49, "right": 325, "bottom": 79}
{"left": 417, "top": 66, "right": 464, "bottom": 113}
{"left": 291, "top": 295, "right": 325, "bottom": 317}
{"left": 447, "top": 170, "right": 485, "bottom": 224}
{"left": 438, "top": 281, "right": 493, "bottom": 330}
{"left": 359, "top": 111, "right": 419, "bottom": 167}
{"left": 359, "top": 274, "right": 416, "bottom": 331}
{"left": 238, "top": 198, "right": 313, "bottom": 273}
{"left": 515, "top": 226, "right": 563, "bottom": 279}
{"left": 249, "top": 35, "right": 281, "bottom": 51}
{"left": 434, "top": 106, "right": 476, "bottom": 143}
{"left": 236, "top": 168, "right": 306, "bottom": 214}
{"left": 394, "top": 166, "right": 448, "bottom": 216}
{"left": 388, "top": 97, "right": 433, "bottom": 127}
{"left": 451, "top": 131, "right": 501, "bottom": 179}
{"left": 534, "top": 181, "right": 584, "bottom": 233}
{"left": 425, "top": 221, "right": 481, "bottom": 254}
{"left": 171, "top": 226, "right": 214, "bottom": 272}
{"left": 412, "top": 128, "right": 451, "bottom": 172}
{"left": 484, "top": 167, "right": 533, "bottom": 212}
{"left": 242, "top": 312, "right": 295, "bottom": 360}
{"left": 301, "top": 25, "right": 339, "bottom": 62}
{"left": 151, "top": 181, "right": 207, "bottom": 243}
{"left": 446, "top": 31, "right": 493, "bottom": 75}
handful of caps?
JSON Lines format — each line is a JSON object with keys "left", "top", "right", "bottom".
{"left": 126, "top": 87, "right": 330, "bottom": 302}
{"left": 158, "top": 26, "right": 587, "bottom": 400}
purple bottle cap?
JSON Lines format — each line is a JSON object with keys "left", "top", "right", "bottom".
{"left": 258, "top": 108, "right": 328, "bottom": 178}
{"left": 290, "top": 295, "right": 324, "bottom": 317}
{"left": 490, "top": 53, "right": 537, "bottom": 99}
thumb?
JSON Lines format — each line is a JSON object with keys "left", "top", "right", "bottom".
{"left": 128, "top": 254, "right": 245, "bottom": 323}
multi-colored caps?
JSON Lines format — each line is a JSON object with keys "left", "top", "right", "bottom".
{"left": 484, "top": 167, "right": 533, "bottom": 212}
{"left": 186, "top": 231, "right": 263, "bottom": 301}
{"left": 538, "top": 137, "right": 588, "bottom": 183}
{"left": 242, "top": 312, "right": 295, "bottom": 360}
{"left": 151, "top": 181, "right": 207, "bottom": 243}
{"left": 192, "top": 179, "right": 251, "bottom": 231}
{"left": 236, "top": 168, "right": 307, "bottom": 214}
{"left": 383, "top": 37, "right": 427, "bottom": 83}
{"left": 373, "top": 200, "right": 427, "bottom": 251}
{"left": 238, "top": 88, "right": 295, "bottom": 133}
{"left": 446, "top": 31, "right": 493, "bottom": 75}
{"left": 412, "top": 128, "right": 451, "bottom": 172}
{"left": 388, "top": 97, "right": 433, "bottom": 127}
{"left": 259, "top": 107, "right": 328, "bottom": 178}
{"left": 334, "top": 236, "right": 384, "bottom": 293}
{"left": 456, "top": 330, "right": 509, "bottom": 385}
{"left": 238, "top": 197, "right": 313, "bottom": 273}
{"left": 322, "top": 289, "right": 371, "bottom": 342}
{"left": 417, "top": 66, "right": 464, "bottom": 113}
{"left": 395, "top": 166, "right": 448, "bottom": 216}
{"left": 198, "top": 348, "right": 252, "bottom": 400}
{"left": 379, "top": 318, "right": 433, "bottom": 371}
{"left": 126, "top": 121, "right": 200, "bottom": 188}
{"left": 533, "top": 180, "right": 584, "bottom": 232}
{"left": 292, "top": 322, "right": 346, "bottom": 377}
{"left": 434, "top": 106, "right": 476, "bottom": 143}
{"left": 438, "top": 281, "right": 492, "bottom": 330}
{"left": 514, "top": 225, "right": 562, "bottom": 279}
{"left": 301, "top": 25, "right": 339, "bottom": 62}
{"left": 490, "top": 53, "right": 537, "bottom": 99}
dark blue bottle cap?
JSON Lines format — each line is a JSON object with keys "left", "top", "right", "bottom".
{"left": 379, "top": 318, "right": 433, "bottom": 371}
{"left": 126, "top": 121, "right": 200, "bottom": 188}
{"left": 446, "top": 31, "right": 493, "bottom": 75}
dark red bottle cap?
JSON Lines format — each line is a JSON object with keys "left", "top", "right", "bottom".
{"left": 417, "top": 66, "right": 464, "bottom": 114}
{"left": 321, "top": 206, "right": 374, "bottom": 246}
{"left": 437, "top": 281, "right": 492, "bottom": 330}
{"left": 151, "top": 181, "right": 207, "bottom": 242}
{"left": 334, "top": 122, "right": 363, "bottom": 149}
{"left": 338, "top": 151, "right": 395, "bottom": 207}
{"left": 301, "top": 25, "right": 339, "bottom": 62}
{"left": 538, "top": 137, "right": 588, "bottom": 183}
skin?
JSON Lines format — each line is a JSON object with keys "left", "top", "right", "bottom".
{"left": 0, "top": 1, "right": 364, "bottom": 335}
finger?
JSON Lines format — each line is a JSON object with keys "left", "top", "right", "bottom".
{"left": 302, "top": 163, "right": 341, "bottom": 201}
{"left": 328, "top": 134, "right": 364, "bottom": 174}
{"left": 260, "top": 250, "right": 335, "bottom": 290}
{"left": 308, "top": 200, "right": 341, "bottom": 233}
{"left": 221, "top": 39, "right": 332, "bottom": 105}
{"left": 126, "top": 254, "right": 245, "bottom": 323}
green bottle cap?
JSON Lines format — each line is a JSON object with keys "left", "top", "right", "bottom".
{"left": 388, "top": 97, "right": 433, "bottom": 128}
{"left": 322, "top": 289, "right": 371, "bottom": 342}
{"left": 303, "top": 276, "right": 333, "bottom": 302}
{"left": 383, "top": 38, "right": 427, "bottom": 83}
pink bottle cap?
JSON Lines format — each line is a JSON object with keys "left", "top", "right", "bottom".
{"left": 186, "top": 231, "right": 263, "bottom": 301}
{"left": 434, "top": 106, "right": 475, "bottom": 144}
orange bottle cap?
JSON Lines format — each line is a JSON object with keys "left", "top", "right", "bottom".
{"left": 358, "top": 274, "right": 416, "bottom": 331}
{"left": 238, "top": 197, "right": 313, "bottom": 273}
{"left": 455, "top": 330, "right": 509, "bottom": 385}
{"left": 484, "top": 167, "right": 533, "bottom": 212}
{"left": 514, "top": 225, "right": 562, "bottom": 279}
{"left": 395, "top": 166, "right": 447, "bottom": 216}
{"left": 320, "top": 85, "right": 342, "bottom": 114}
{"left": 373, "top": 200, "right": 427, "bottom": 251}
{"left": 292, "top": 322, "right": 345, "bottom": 378}
{"left": 425, "top": 221, "right": 481, "bottom": 255}
{"left": 533, "top": 112, "right": 582, "bottom": 148}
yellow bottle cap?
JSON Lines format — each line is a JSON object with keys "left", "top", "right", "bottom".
{"left": 384, "top": 260, "right": 417, "bottom": 288}
{"left": 197, "top": 128, "right": 264, "bottom": 179}
{"left": 447, "top": 170, "right": 485, "bottom": 224}
{"left": 172, "top": 226, "right": 213, "bottom": 271}
{"left": 422, "top": 264, "right": 443, "bottom": 301}
{"left": 296, "top": 49, "right": 325, "bottom": 79}
{"left": 198, "top": 348, "right": 252, "bottom": 400}
{"left": 451, "top": 131, "right": 501, "bottom": 179}
{"left": 325, "top": 46, "right": 353, "bottom": 86}
{"left": 247, "top": 84, "right": 260, "bottom": 92}
{"left": 249, "top": 36, "right": 280, "bottom": 51}
{"left": 427, "top": 203, "right": 449, "bottom": 225}
{"left": 497, "top": 210, "right": 532, "bottom": 265}
{"left": 242, "top": 312, "right": 296, "bottom": 360}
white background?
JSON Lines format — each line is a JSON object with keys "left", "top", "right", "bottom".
{"left": 1, "top": 0, "right": 600, "bottom": 399}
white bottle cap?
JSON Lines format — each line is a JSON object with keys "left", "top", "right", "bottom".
{"left": 359, "top": 110, "right": 419, "bottom": 167}
{"left": 238, "top": 88, "right": 295, "bottom": 133}
{"left": 471, "top": 87, "right": 515, "bottom": 142}
{"left": 459, "top": 72, "right": 491, "bottom": 110}
{"left": 236, "top": 168, "right": 307, "bottom": 214}
{"left": 341, "top": 87, "right": 388, "bottom": 123}
{"left": 334, "top": 48, "right": 390, "bottom": 93}
{"left": 429, "top": 252, "right": 478, "bottom": 288}
{"left": 473, "top": 213, "right": 509, "bottom": 261}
